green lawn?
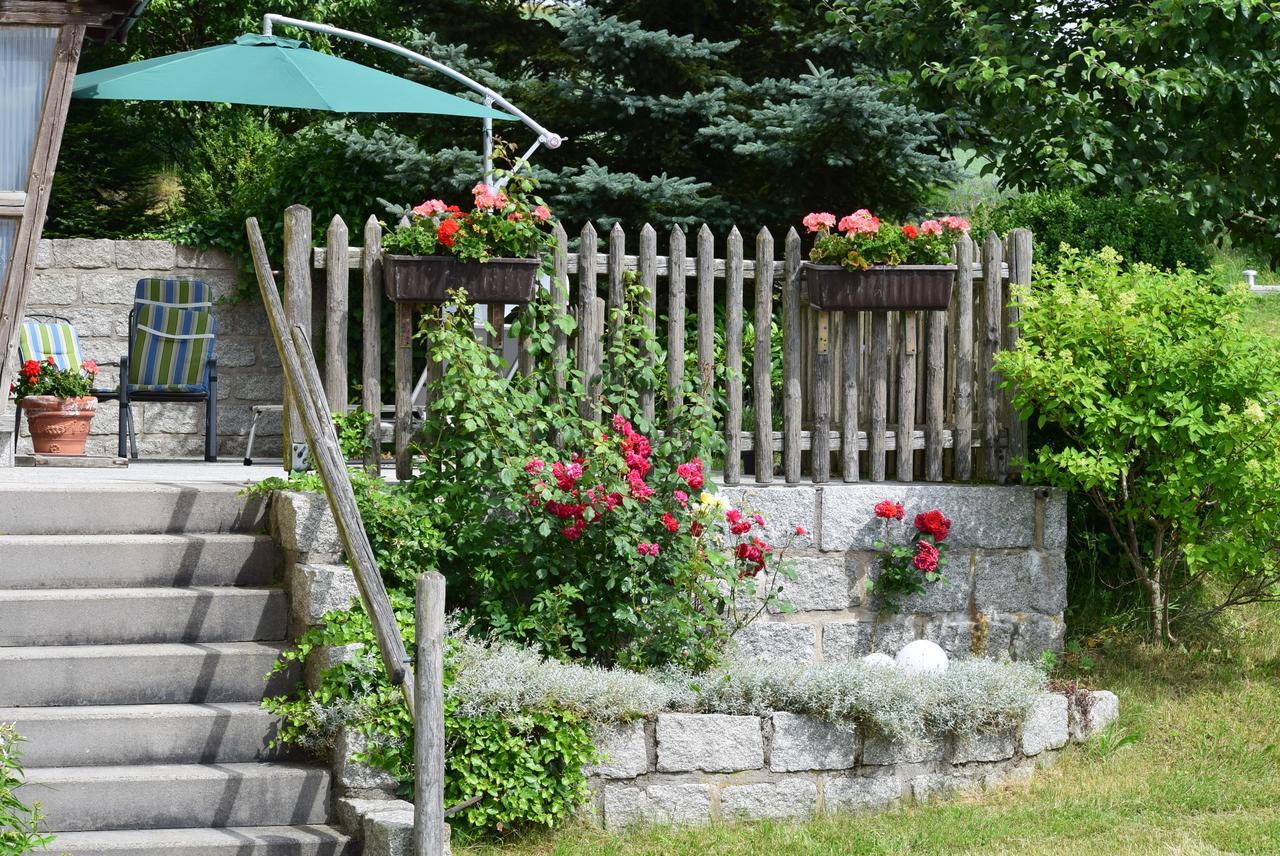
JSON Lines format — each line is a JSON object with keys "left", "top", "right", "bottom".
{"left": 1244, "top": 294, "right": 1280, "bottom": 339}
{"left": 459, "top": 608, "right": 1280, "bottom": 855}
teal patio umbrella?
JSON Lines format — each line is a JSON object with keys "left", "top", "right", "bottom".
{"left": 72, "top": 33, "right": 514, "bottom": 120}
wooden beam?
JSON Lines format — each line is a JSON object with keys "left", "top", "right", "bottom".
{"left": 0, "top": 23, "right": 85, "bottom": 439}
{"left": 0, "top": 1, "right": 116, "bottom": 26}
{"left": 414, "top": 571, "right": 447, "bottom": 856}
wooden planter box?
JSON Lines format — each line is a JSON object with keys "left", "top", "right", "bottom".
{"left": 382, "top": 255, "right": 539, "bottom": 304}
{"left": 803, "top": 263, "right": 956, "bottom": 311}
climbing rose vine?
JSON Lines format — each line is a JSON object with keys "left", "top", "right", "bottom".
{"left": 870, "top": 500, "right": 952, "bottom": 611}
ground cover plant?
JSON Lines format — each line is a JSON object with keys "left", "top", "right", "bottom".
{"left": 0, "top": 723, "right": 53, "bottom": 854}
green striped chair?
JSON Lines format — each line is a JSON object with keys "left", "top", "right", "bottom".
{"left": 13, "top": 315, "right": 119, "bottom": 450}
{"left": 118, "top": 278, "right": 218, "bottom": 461}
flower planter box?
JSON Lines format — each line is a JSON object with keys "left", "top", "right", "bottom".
{"left": 18, "top": 395, "right": 97, "bottom": 456}
{"left": 382, "top": 255, "right": 539, "bottom": 304}
{"left": 803, "top": 263, "right": 956, "bottom": 311}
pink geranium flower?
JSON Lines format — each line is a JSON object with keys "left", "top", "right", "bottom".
{"left": 802, "top": 212, "right": 837, "bottom": 233}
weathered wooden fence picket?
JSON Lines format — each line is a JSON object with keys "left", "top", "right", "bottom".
{"left": 284, "top": 204, "right": 1032, "bottom": 485}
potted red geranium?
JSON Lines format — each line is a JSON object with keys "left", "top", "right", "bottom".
{"left": 381, "top": 170, "right": 556, "bottom": 305}
{"left": 801, "top": 209, "right": 970, "bottom": 311}
{"left": 13, "top": 357, "right": 99, "bottom": 455}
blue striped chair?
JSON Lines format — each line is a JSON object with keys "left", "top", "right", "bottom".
{"left": 118, "top": 278, "right": 218, "bottom": 461}
{"left": 13, "top": 316, "right": 119, "bottom": 450}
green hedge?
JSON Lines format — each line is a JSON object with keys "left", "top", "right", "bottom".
{"left": 983, "top": 190, "right": 1209, "bottom": 271}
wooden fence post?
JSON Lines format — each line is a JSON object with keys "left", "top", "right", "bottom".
{"left": 639, "top": 224, "right": 658, "bottom": 425}
{"left": 324, "top": 215, "right": 349, "bottom": 414}
{"left": 1005, "top": 228, "right": 1032, "bottom": 478}
{"left": 841, "top": 310, "right": 860, "bottom": 482}
{"left": 361, "top": 216, "right": 382, "bottom": 474}
{"left": 552, "top": 222, "right": 569, "bottom": 394}
{"left": 812, "top": 309, "right": 832, "bottom": 483}
{"left": 869, "top": 312, "right": 888, "bottom": 482}
{"left": 981, "top": 232, "right": 1004, "bottom": 482}
{"left": 925, "top": 303, "right": 945, "bottom": 482}
{"left": 607, "top": 223, "right": 626, "bottom": 369}
{"left": 782, "top": 228, "right": 802, "bottom": 483}
{"left": 696, "top": 224, "right": 715, "bottom": 397}
{"left": 415, "top": 571, "right": 447, "bottom": 856}
{"left": 953, "top": 236, "right": 975, "bottom": 481}
{"left": 896, "top": 311, "right": 918, "bottom": 482}
{"left": 667, "top": 226, "right": 687, "bottom": 420}
{"left": 283, "top": 204, "right": 312, "bottom": 471}
{"left": 724, "top": 227, "right": 744, "bottom": 484}
{"left": 578, "top": 223, "right": 600, "bottom": 422}
{"left": 394, "top": 302, "right": 414, "bottom": 481}
{"left": 753, "top": 228, "right": 775, "bottom": 483}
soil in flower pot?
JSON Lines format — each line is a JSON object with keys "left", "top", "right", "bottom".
{"left": 19, "top": 395, "right": 97, "bottom": 456}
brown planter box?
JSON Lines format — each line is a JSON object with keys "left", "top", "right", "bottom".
{"left": 803, "top": 263, "right": 956, "bottom": 311}
{"left": 382, "top": 255, "right": 539, "bottom": 304}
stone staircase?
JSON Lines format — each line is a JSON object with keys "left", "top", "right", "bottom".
{"left": 0, "top": 482, "right": 356, "bottom": 856}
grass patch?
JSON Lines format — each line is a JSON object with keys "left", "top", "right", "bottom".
{"left": 458, "top": 607, "right": 1280, "bottom": 855}
{"left": 1244, "top": 293, "right": 1280, "bottom": 338}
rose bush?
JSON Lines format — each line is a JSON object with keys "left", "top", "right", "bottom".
{"left": 870, "top": 499, "right": 952, "bottom": 611}
{"left": 805, "top": 208, "right": 969, "bottom": 271}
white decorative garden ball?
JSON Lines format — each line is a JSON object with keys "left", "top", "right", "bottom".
{"left": 861, "top": 652, "right": 895, "bottom": 669}
{"left": 894, "top": 640, "right": 949, "bottom": 675}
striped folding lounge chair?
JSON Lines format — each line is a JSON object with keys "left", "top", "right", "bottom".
{"left": 12, "top": 315, "right": 119, "bottom": 451}
{"left": 117, "top": 278, "right": 218, "bottom": 461}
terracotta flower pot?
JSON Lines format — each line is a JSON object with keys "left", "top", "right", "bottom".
{"left": 19, "top": 395, "right": 97, "bottom": 456}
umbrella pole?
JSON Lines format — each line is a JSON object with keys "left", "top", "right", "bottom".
{"left": 482, "top": 99, "right": 494, "bottom": 189}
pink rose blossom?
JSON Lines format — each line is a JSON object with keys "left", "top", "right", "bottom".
{"left": 533, "top": 205, "right": 552, "bottom": 222}
{"left": 525, "top": 458, "right": 545, "bottom": 475}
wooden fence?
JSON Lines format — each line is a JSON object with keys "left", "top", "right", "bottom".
{"left": 280, "top": 204, "right": 1032, "bottom": 485}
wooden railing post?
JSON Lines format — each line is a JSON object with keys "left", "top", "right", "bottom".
{"left": 415, "top": 571, "right": 447, "bottom": 856}
{"left": 361, "top": 217, "right": 382, "bottom": 474}
{"left": 283, "top": 204, "right": 312, "bottom": 471}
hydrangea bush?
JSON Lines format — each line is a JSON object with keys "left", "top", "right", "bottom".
{"left": 804, "top": 208, "right": 970, "bottom": 270}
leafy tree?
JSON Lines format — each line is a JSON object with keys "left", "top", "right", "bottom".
{"left": 828, "top": 0, "right": 1280, "bottom": 260}
{"left": 995, "top": 249, "right": 1280, "bottom": 643}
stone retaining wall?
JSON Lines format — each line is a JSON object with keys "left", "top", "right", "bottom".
{"left": 18, "top": 239, "right": 286, "bottom": 458}
{"left": 718, "top": 483, "right": 1067, "bottom": 664}
{"left": 583, "top": 690, "right": 1117, "bottom": 828}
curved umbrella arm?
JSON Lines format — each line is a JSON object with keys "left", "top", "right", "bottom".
{"left": 263, "top": 13, "right": 563, "bottom": 185}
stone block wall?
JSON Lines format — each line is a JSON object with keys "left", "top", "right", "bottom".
{"left": 718, "top": 483, "right": 1067, "bottom": 664}
{"left": 582, "top": 689, "right": 1116, "bottom": 828}
{"left": 17, "top": 238, "right": 285, "bottom": 458}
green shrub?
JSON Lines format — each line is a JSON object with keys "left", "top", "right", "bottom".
{"left": 995, "top": 248, "right": 1280, "bottom": 643}
{"left": 1, "top": 723, "right": 53, "bottom": 854}
{"left": 982, "top": 190, "right": 1209, "bottom": 271}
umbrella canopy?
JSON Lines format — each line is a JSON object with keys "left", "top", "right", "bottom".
{"left": 72, "top": 33, "right": 514, "bottom": 120}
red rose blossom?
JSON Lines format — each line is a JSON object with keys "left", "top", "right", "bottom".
{"left": 874, "top": 499, "right": 905, "bottom": 520}
{"left": 912, "top": 540, "right": 939, "bottom": 572}
{"left": 661, "top": 512, "right": 679, "bottom": 533}
{"left": 914, "top": 509, "right": 951, "bottom": 542}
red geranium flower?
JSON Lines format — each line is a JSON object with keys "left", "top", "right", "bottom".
{"left": 901, "top": 223, "right": 919, "bottom": 239}
{"left": 437, "top": 218, "right": 461, "bottom": 247}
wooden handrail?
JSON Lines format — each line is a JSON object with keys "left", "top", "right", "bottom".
{"left": 245, "top": 216, "right": 416, "bottom": 715}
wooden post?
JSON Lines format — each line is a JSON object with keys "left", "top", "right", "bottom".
{"left": 696, "top": 225, "right": 715, "bottom": 397}
{"left": 724, "top": 227, "right": 744, "bottom": 484}
{"left": 1005, "top": 228, "right": 1032, "bottom": 477}
{"left": 246, "top": 217, "right": 414, "bottom": 713}
{"left": 578, "top": 223, "right": 600, "bottom": 422}
{"left": 753, "top": 228, "right": 775, "bottom": 484}
{"left": 896, "top": 311, "right": 918, "bottom": 482}
{"left": 782, "top": 228, "right": 803, "bottom": 483}
{"left": 925, "top": 305, "right": 945, "bottom": 481}
{"left": 812, "top": 310, "right": 832, "bottom": 483}
{"left": 667, "top": 226, "right": 687, "bottom": 420}
{"left": 607, "top": 223, "right": 626, "bottom": 368}
{"left": 283, "top": 204, "right": 313, "bottom": 471}
{"left": 841, "top": 310, "right": 860, "bottom": 482}
{"left": 415, "top": 571, "right": 447, "bottom": 856}
{"left": 552, "top": 222, "right": 569, "bottom": 393}
{"left": 981, "top": 232, "right": 1004, "bottom": 482}
{"left": 324, "top": 215, "right": 349, "bottom": 414}
{"left": 361, "top": 217, "right": 382, "bottom": 474}
{"left": 394, "top": 303, "right": 414, "bottom": 481}
{"left": 487, "top": 303, "right": 505, "bottom": 361}
{"left": 954, "top": 236, "right": 976, "bottom": 481}
{"left": 0, "top": 24, "right": 86, "bottom": 445}
{"left": 869, "top": 312, "right": 888, "bottom": 481}
{"left": 639, "top": 224, "right": 658, "bottom": 425}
